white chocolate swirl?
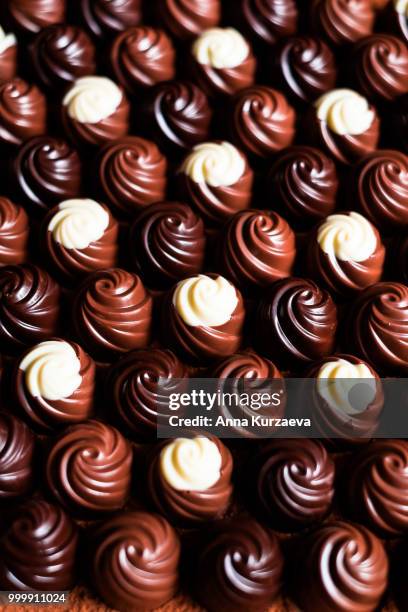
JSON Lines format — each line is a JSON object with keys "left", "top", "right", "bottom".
{"left": 20, "top": 340, "right": 82, "bottom": 401}
{"left": 181, "top": 141, "right": 245, "bottom": 187}
{"left": 192, "top": 27, "right": 249, "bottom": 69}
{"left": 317, "top": 212, "right": 377, "bottom": 262}
{"left": 0, "top": 26, "right": 16, "bottom": 54}
{"left": 48, "top": 199, "right": 109, "bottom": 250}
{"left": 160, "top": 437, "right": 222, "bottom": 491}
{"left": 315, "top": 89, "right": 375, "bottom": 136}
{"left": 173, "top": 274, "right": 238, "bottom": 327}
{"left": 317, "top": 359, "right": 376, "bottom": 415}
{"left": 63, "top": 76, "right": 123, "bottom": 124}
{"left": 395, "top": 0, "right": 408, "bottom": 16}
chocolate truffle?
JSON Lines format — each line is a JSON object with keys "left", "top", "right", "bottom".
{"left": 0, "top": 78, "right": 46, "bottom": 147}
{"left": 306, "top": 211, "right": 385, "bottom": 296}
{"left": 106, "top": 348, "right": 187, "bottom": 441}
{"left": 292, "top": 521, "right": 388, "bottom": 612}
{"left": 79, "top": 0, "right": 141, "bottom": 39}
{"left": 219, "top": 209, "right": 296, "bottom": 290}
{"left": 0, "top": 413, "right": 35, "bottom": 498}
{"left": 147, "top": 435, "right": 233, "bottom": 524}
{"left": 73, "top": 268, "right": 152, "bottom": 360}
{"left": 46, "top": 420, "right": 132, "bottom": 515}
{"left": 110, "top": 26, "right": 176, "bottom": 93}
{"left": 268, "top": 146, "right": 338, "bottom": 226}
{"left": 130, "top": 201, "right": 205, "bottom": 289}
{"left": 348, "top": 281, "right": 408, "bottom": 374}
{"left": 8, "top": 0, "right": 66, "bottom": 34}
{"left": 238, "top": 0, "right": 298, "bottom": 45}
{"left": 305, "top": 354, "right": 383, "bottom": 444}
{"left": 0, "top": 264, "right": 60, "bottom": 352}
{"left": 272, "top": 36, "right": 337, "bottom": 104}
{"left": 0, "top": 197, "right": 29, "bottom": 265}
{"left": 61, "top": 76, "right": 130, "bottom": 147}
{"left": 162, "top": 274, "right": 245, "bottom": 363}
{"left": 230, "top": 86, "right": 295, "bottom": 157}
{"left": 157, "top": 0, "right": 220, "bottom": 40}
{"left": 97, "top": 136, "right": 167, "bottom": 216}
{"left": 310, "top": 0, "right": 374, "bottom": 46}
{"left": 351, "top": 34, "right": 408, "bottom": 102}
{"left": 0, "top": 500, "right": 78, "bottom": 591}
{"left": 90, "top": 512, "right": 180, "bottom": 610}
{"left": 255, "top": 277, "right": 338, "bottom": 369}
{"left": 31, "top": 25, "right": 96, "bottom": 91}
{"left": 308, "top": 88, "right": 380, "bottom": 164}
{"left": 347, "top": 440, "right": 408, "bottom": 536}
{"left": 14, "top": 339, "right": 95, "bottom": 431}
{"left": 140, "top": 80, "right": 212, "bottom": 154}
{"left": 196, "top": 518, "right": 283, "bottom": 612}
{"left": 12, "top": 136, "right": 82, "bottom": 216}
{"left": 252, "top": 439, "right": 334, "bottom": 531}
{"left": 178, "top": 141, "right": 253, "bottom": 225}
{"left": 191, "top": 27, "right": 256, "bottom": 97}
{"left": 355, "top": 150, "right": 408, "bottom": 230}
{"left": 0, "top": 26, "right": 17, "bottom": 82}
{"left": 42, "top": 198, "right": 118, "bottom": 284}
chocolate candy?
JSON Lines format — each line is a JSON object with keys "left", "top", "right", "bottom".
{"left": 146, "top": 435, "right": 233, "bottom": 524}
{"left": 73, "top": 268, "right": 152, "bottom": 360}
{"left": 272, "top": 36, "right": 336, "bottom": 104}
{"left": 256, "top": 277, "right": 338, "bottom": 369}
{"left": 130, "top": 201, "right": 205, "bottom": 289}
{"left": 0, "top": 26, "right": 17, "bottom": 82}
{"left": 0, "top": 197, "right": 29, "bottom": 265}
{"left": 178, "top": 141, "right": 253, "bottom": 225}
{"left": 348, "top": 281, "right": 408, "bottom": 374}
{"left": 0, "top": 413, "right": 35, "bottom": 498}
{"left": 238, "top": 0, "right": 298, "bottom": 45}
{"left": 157, "top": 0, "right": 220, "bottom": 40}
{"left": 306, "top": 211, "right": 385, "bottom": 296}
{"left": 268, "top": 146, "right": 338, "bottom": 227}
{"left": 90, "top": 511, "right": 180, "bottom": 610}
{"left": 46, "top": 420, "right": 132, "bottom": 515}
{"left": 0, "top": 78, "right": 46, "bottom": 147}
{"left": 0, "top": 500, "right": 78, "bottom": 591}
{"left": 211, "top": 350, "right": 282, "bottom": 379}
{"left": 61, "top": 76, "right": 130, "bottom": 147}
{"left": 219, "top": 209, "right": 296, "bottom": 290}
{"left": 110, "top": 26, "right": 175, "bottom": 93}
{"left": 140, "top": 80, "right": 212, "bottom": 154}
{"left": 252, "top": 439, "right": 334, "bottom": 530}
{"left": 388, "top": 0, "right": 408, "bottom": 44}
{"left": 14, "top": 339, "right": 95, "bottom": 431}
{"left": 42, "top": 198, "right": 118, "bottom": 284}
{"left": 196, "top": 518, "right": 283, "bottom": 611}
{"left": 355, "top": 149, "right": 408, "bottom": 230}
{"left": 351, "top": 34, "right": 408, "bottom": 102}
{"left": 308, "top": 88, "right": 380, "bottom": 164}
{"left": 97, "top": 136, "right": 167, "bottom": 216}
{"left": 347, "top": 440, "right": 408, "bottom": 536}
{"left": 8, "top": 0, "right": 66, "bottom": 34}
{"left": 191, "top": 27, "right": 256, "bottom": 97}
{"left": 79, "top": 0, "right": 141, "bottom": 39}
{"left": 230, "top": 85, "right": 295, "bottom": 157}
{"left": 292, "top": 521, "right": 388, "bottom": 612}
{"left": 106, "top": 348, "right": 187, "bottom": 441}
{"left": 162, "top": 274, "right": 245, "bottom": 363}
{"left": 0, "top": 264, "right": 60, "bottom": 352}
{"left": 310, "top": 0, "right": 374, "bottom": 46}
{"left": 12, "top": 136, "right": 82, "bottom": 216}
{"left": 31, "top": 25, "right": 96, "bottom": 91}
